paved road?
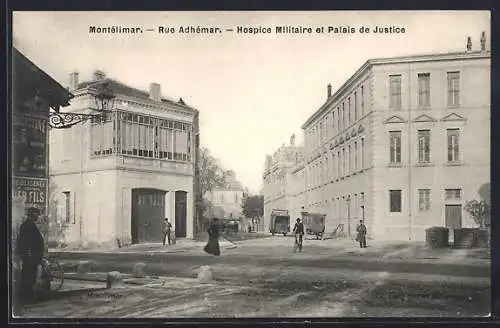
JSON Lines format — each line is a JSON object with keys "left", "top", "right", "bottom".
{"left": 17, "top": 237, "right": 489, "bottom": 318}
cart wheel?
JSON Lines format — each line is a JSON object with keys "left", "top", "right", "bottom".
{"left": 271, "top": 232, "right": 275, "bottom": 236}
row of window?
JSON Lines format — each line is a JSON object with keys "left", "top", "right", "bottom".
{"left": 389, "top": 128, "right": 460, "bottom": 164}
{"left": 306, "top": 84, "right": 366, "bottom": 151}
{"left": 307, "top": 192, "right": 365, "bottom": 219}
{"left": 305, "top": 71, "right": 461, "bottom": 152}
{"left": 389, "top": 188, "right": 462, "bottom": 213}
{"left": 308, "top": 138, "right": 365, "bottom": 188}
{"left": 90, "top": 111, "right": 192, "bottom": 162}
{"left": 389, "top": 71, "right": 460, "bottom": 109}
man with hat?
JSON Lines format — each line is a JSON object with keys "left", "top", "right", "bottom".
{"left": 15, "top": 207, "right": 45, "bottom": 304}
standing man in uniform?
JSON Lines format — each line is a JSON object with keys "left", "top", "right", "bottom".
{"left": 162, "top": 218, "right": 172, "bottom": 246}
{"left": 293, "top": 218, "right": 305, "bottom": 251}
{"left": 15, "top": 207, "right": 45, "bottom": 304}
{"left": 356, "top": 220, "right": 367, "bottom": 248}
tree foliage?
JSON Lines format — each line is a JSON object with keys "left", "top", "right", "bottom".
{"left": 241, "top": 195, "right": 264, "bottom": 218}
{"left": 199, "top": 147, "right": 230, "bottom": 197}
{"left": 478, "top": 183, "right": 491, "bottom": 204}
{"left": 464, "top": 199, "right": 491, "bottom": 228}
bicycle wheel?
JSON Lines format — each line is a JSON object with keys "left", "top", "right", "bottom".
{"left": 48, "top": 260, "right": 64, "bottom": 291}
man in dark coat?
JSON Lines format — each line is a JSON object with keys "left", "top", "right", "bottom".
{"left": 204, "top": 218, "right": 221, "bottom": 256}
{"left": 293, "top": 218, "right": 305, "bottom": 251}
{"left": 16, "top": 207, "right": 45, "bottom": 304}
{"left": 356, "top": 220, "right": 367, "bottom": 248}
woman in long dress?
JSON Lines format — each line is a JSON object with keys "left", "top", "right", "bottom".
{"left": 204, "top": 218, "right": 221, "bottom": 256}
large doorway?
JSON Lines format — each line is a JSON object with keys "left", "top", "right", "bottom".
{"left": 175, "top": 191, "right": 187, "bottom": 238}
{"left": 131, "top": 188, "right": 166, "bottom": 244}
{"left": 445, "top": 204, "right": 462, "bottom": 229}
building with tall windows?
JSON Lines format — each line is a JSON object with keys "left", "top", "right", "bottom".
{"left": 262, "top": 135, "right": 305, "bottom": 233}
{"left": 49, "top": 70, "right": 199, "bottom": 247}
{"left": 300, "top": 35, "right": 490, "bottom": 241}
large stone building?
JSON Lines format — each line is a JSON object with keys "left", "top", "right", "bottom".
{"left": 262, "top": 135, "right": 305, "bottom": 233}
{"left": 49, "top": 70, "right": 199, "bottom": 247}
{"left": 264, "top": 35, "right": 490, "bottom": 241}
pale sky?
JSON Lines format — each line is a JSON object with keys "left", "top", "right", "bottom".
{"left": 13, "top": 11, "right": 490, "bottom": 193}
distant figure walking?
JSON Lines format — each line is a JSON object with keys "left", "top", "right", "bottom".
{"left": 162, "top": 218, "right": 172, "bottom": 246}
{"left": 293, "top": 218, "right": 305, "bottom": 252}
{"left": 16, "top": 207, "right": 45, "bottom": 304}
{"left": 356, "top": 220, "right": 367, "bottom": 248}
{"left": 204, "top": 218, "right": 221, "bottom": 256}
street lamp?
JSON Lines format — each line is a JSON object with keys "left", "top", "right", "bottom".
{"left": 346, "top": 195, "right": 351, "bottom": 238}
{"left": 48, "top": 82, "right": 115, "bottom": 129}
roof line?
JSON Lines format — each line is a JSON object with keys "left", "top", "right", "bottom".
{"left": 301, "top": 50, "right": 491, "bottom": 129}
{"left": 79, "top": 78, "right": 198, "bottom": 112}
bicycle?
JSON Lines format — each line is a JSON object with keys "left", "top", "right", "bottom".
{"left": 39, "top": 256, "right": 64, "bottom": 292}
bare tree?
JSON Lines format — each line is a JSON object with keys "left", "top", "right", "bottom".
{"left": 194, "top": 147, "right": 230, "bottom": 233}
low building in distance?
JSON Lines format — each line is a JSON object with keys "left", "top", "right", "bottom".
{"left": 205, "top": 170, "right": 245, "bottom": 220}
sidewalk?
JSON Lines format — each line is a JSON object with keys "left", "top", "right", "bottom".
{"left": 49, "top": 238, "right": 238, "bottom": 255}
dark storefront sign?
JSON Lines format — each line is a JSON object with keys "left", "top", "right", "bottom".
{"left": 12, "top": 114, "right": 48, "bottom": 179}
{"left": 12, "top": 177, "right": 47, "bottom": 211}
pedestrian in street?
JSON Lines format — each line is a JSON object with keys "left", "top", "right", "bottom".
{"left": 204, "top": 217, "right": 221, "bottom": 256}
{"left": 162, "top": 218, "right": 172, "bottom": 246}
{"left": 15, "top": 207, "right": 45, "bottom": 305}
{"left": 293, "top": 218, "right": 305, "bottom": 252}
{"left": 356, "top": 220, "right": 367, "bottom": 248}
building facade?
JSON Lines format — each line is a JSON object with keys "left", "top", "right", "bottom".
{"left": 49, "top": 70, "right": 199, "bottom": 247}
{"left": 301, "top": 42, "right": 490, "bottom": 241}
{"left": 262, "top": 135, "right": 305, "bottom": 233}
{"left": 205, "top": 170, "right": 245, "bottom": 220}
{"left": 263, "top": 37, "right": 490, "bottom": 241}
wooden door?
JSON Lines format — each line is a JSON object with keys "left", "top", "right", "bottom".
{"left": 175, "top": 191, "right": 187, "bottom": 238}
{"left": 445, "top": 204, "right": 462, "bottom": 229}
{"left": 131, "top": 189, "right": 166, "bottom": 244}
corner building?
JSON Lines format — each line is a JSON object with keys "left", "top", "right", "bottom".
{"left": 302, "top": 49, "right": 490, "bottom": 241}
{"left": 49, "top": 71, "right": 198, "bottom": 247}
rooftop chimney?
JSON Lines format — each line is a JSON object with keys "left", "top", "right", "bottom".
{"left": 69, "top": 71, "right": 79, "bottom": 91}
{"left": 480, "top": 31, "right": 487, "bottom": 51}
{"left": 149, "top": 83, "right": 161, "bottom": 102}
{"left": 93, "top": 70, "right": 106, "bottom": 81}
{"left": 327, "top": 83, "right": 332, "bottom": 98}
{"left": 466, "top": 36, "right": 472, "bottom": 52}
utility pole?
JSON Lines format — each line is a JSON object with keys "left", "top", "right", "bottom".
{"left": 347, "top": 195, "right": 351, "bottom": 238}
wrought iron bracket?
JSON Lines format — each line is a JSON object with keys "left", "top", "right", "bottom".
{"left": 48, "top": 111, "right": 107, "bottom": 129}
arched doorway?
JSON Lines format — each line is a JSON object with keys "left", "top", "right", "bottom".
{"left": 131, "top": 188, "right": 166, "bottom": 244}
{"left": 175, "top": 191, "right": 187, "bottom": 238}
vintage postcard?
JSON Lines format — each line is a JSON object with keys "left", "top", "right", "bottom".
{"left": 11, "top": 10, "right": 490, "bottom": 319}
